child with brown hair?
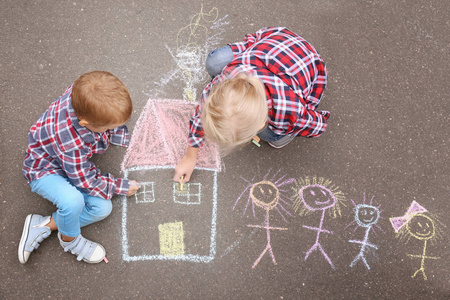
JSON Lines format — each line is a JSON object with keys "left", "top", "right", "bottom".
{"left": 18, "top": 71, "right": 140, "bottom": 264}
{"left": 174, "top": 27, "right": 330, "bottom": 183}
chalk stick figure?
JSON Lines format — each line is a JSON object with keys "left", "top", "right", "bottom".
{"left": 346, "top": 193, "right": 384, "bottom": 270}
{"left": 293, "top": 177, "right": 346, "bottom": 270}
{"left": 390, "top": 201, "right": 444, "bottom": 280}
{"left": 234, "top": 168, "right": 295, "bottom": 269}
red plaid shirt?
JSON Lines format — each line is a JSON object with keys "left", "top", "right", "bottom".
{"left": 188, "top": 27, "right": 329, "bottom": 148}
{"left": 23, "top": 85, "right": 130, "bottom": 200}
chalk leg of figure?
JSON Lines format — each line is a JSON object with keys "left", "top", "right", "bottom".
{"left": 304, "top": 241, "right": 336, "bottom": 270}
{"left": 407, "top": 240, "right": 440, "bottom": 281}
{"left": 349, "top": 236, "right": 378, "bottom": 270}
{"left": 303, "top": 211, "right": 335, "bottom": 270}
{"left": 248, "top": 210, "right": 287, "bottom": 269}
{"left": 350, "top": 252, "right": 370, "bottom": 270}
{"left": 407, "top": 254, "right": 440, "bottom": 281}
{"left": 252, "top": 243, "right": 276, "bottom": 269}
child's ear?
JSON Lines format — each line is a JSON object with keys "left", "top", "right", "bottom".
{"left": 79, "top": 119, "right": 90, "bottom": 127}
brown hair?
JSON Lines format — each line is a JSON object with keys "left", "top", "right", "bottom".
{"left": 72, "top": 71, "right": 132, "bottom": 126}
{"left": 202, "top": 73, "right": 267, "bottom": 154}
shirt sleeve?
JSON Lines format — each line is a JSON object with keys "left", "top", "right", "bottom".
{"left": 108, "top": 125, "right": 130, "bottom": 147}
{"left": 188, "top": 99, "right": 206, "bottom": 148}
{"left": 59, "top": 148, "right": 129, "bottom": 199}
{"left": 295, "top": 107, "right": 330, "bottom": 138}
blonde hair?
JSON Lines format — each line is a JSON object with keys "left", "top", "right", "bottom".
{"left": 72, "top": 71, "right": 132, "bottom": 126}
{"left": 202, "top": 73, "right": 267, "bottom": 154}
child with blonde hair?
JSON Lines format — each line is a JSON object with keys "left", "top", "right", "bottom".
{"left": 174, "top": 27, "right": 330, "bottom": 183}
{"left": 19, "top": 71, "right": 140, "bottom": 264}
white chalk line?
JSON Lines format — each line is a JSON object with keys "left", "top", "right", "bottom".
{"left": 122, "top": 167, "right": 218, "bottom": 263}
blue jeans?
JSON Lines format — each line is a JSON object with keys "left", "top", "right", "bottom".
{"left": 257, "top": 123, "right": 285, "bottom": 142}
{"left": 206, "top": 45, "right": 234, "bottom": 78}
{"left": 29, "top": 174, "right": 112, "bottom": 237}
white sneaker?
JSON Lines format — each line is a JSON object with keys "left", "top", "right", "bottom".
{"left": 58, "top": 233, "right": 105, "bottom": 263}
{"left": 18, "top": 214, "right": 52, "bottom": 264}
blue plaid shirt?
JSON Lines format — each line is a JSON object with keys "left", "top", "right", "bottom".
{"left": 23, "top": 85, "right": 130, "bottom": 200}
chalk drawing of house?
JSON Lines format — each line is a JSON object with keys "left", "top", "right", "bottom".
{"left": 120, "top": 98, "right": 221, "bottom": 263}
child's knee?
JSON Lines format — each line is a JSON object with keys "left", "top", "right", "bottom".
{"left": 93, "top": 200, "right": 112, "bottom": 220}
{"left": 59, "top": 194, "right": 85, "bottom": 214}
{"left": 206, "top": 46, "right": 233, "bottom": 78}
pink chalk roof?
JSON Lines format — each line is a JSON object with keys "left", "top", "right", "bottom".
{"left": 121, "top": 99, "right": 221, "bottom": 171}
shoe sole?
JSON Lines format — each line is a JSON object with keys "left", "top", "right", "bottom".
{"left": 268, "top": 136, "right": 295, "bottom": 149}
{"left": 18, "top": 214, "right": 33, "bottom": 264}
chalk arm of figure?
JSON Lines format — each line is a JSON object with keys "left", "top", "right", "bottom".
{"left": 407, "top": 253, "right": 440, "bottom": 280}
{"left": 247, "top": 223, "right": 287, "bottom": 269}
{"left": 349, "top": 239, "right": 378, "bottom": 249}
{"left": 407, "top": 254, "right": 440, "bottom": 260}
{"left": 248, "top": 225, "right": 288, "bottom": 231}
{"left": 303, "top": 225, "right": 333, "bottom": 235}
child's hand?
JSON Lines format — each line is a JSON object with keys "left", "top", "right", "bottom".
{"left": 173, "top": 156, "right": 196, "bottom": 183}
{"left": 173, "top": 146, "right": 199, "bottom": 183}
{"left": 126, "top": 180, "right": 140, "bottom": 196}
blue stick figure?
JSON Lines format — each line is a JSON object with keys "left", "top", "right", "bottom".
{"left": 346, "top": 194, "right": 384, "bottom": 270}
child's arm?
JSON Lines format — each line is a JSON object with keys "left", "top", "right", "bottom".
{"left": 59, "top": 150, "right": 131, "bottom": 200}
{"left": 295, "top": 108, "right": 330, "bottom": 138}
{"left": 107, "top": 125, "right": 130, "bottom": 147}
{"left": 173, "top": 146, "right": 199, "bottom": 183}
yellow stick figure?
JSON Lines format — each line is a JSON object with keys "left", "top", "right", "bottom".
{"left": 405, "top": 214, "right": 441, "bottom": 280}
{"left": 390, "top": 202, "right": 444, "bottom": 281}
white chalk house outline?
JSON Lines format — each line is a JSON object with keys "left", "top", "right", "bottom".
{"left": 120, "top": 99, "right": 221, "bottom": 263}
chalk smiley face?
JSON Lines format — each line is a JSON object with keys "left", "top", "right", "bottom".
{"left": 407, "top": 214, "right": 435, "bottom": 240}
{"left": 299, "top": 184, "right": 337, "bottom": 211}
{"left": 250, "top": 181, "right": 280, "bottom": 210}
{"left": 355, "top": 204, "right": 380, "bottom": 227}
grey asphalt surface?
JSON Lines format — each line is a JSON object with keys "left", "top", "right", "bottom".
{"left": 1, "top": 0, "right": 449, "bottom": 299}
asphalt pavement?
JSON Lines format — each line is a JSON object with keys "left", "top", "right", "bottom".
{"left": 1, "top": 1, "right": 449, "bottom": 299}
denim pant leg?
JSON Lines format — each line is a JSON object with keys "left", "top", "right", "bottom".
{"left": 205, "top": 45, "right": 234, "bottom": 78}
{"left": 79, "top": 193, "right": 112, "bottom": 228}
{"left": 257, "top": 124, "right": 285, "bottom": 142}
{"left": 29, "top": 174, "right": 112, "bottom": 237}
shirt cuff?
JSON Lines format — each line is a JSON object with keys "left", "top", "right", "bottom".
{"left": 114, "top": 178, "right": 130, "bottom": 196}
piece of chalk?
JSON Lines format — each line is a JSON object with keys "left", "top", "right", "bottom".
{"left": 252, "top": 139, "right": 261, "bottom": 147}
{"left": 104, "top": 257, "right": 109, "bottom": 263}
{"left": 180, "top": 175, "right": 184, "bottom": 190}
